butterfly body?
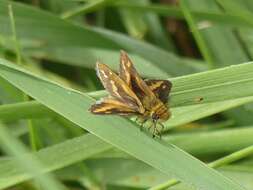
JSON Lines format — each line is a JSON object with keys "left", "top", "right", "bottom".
{"left": 89, "top": 51, "right": 172, "bottom": 137}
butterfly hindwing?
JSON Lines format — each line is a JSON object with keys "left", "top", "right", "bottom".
{"left": 145, "top": 79, "right": 172, "bottom": 104}
{"left": 95, "top": 62, "right": 144, "bottom": 113}
{"left": 89, "top": 98, "right": 137, "bottom": 115}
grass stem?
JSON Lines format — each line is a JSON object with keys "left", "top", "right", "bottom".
{"left": 8, "top": 4, "right": 38, "bottom": 151}
{"left": 179, "top": 0, "right": 214, "bottom": 68}
{"left": 61, "top": 0, "right": 108, "bottom": 19}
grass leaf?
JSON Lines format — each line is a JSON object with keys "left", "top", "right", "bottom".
{"left": 0, "top": 123, "right": 67, "bottom": 190}
{"left": 0, "top": 58, "right": 247, "bottom": 190}
{"left": 0, "top": 0, "right": 198, "bottom": 76}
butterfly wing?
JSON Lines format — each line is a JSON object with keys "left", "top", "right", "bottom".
{"left": 119, "top": 51, "right": 157, "bottom": 103}
{"left": 89, "top": 98, "right": 138, "bottom": 115}
{"left": 95, "top": 62, "right": 145, "bottom": 113}
{"left": 145, "top": 79, "right": 172, "bottom": 104}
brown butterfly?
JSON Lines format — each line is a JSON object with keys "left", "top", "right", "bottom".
{"left": 89, "top": 51, "right": 172, "bottom": 137}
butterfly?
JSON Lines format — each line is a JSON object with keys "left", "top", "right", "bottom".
{"left": 89, "top": 51, "right": 172, "bottom": 137}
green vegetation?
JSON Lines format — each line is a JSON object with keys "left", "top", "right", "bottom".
{"left": 0, "top": 0, "right": 253, "bottom": 189}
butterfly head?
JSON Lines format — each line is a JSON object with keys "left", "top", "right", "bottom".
{"left": 151, "top": 109, "right": 171, "bottom": 122}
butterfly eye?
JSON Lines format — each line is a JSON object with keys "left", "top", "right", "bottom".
{"left": 152, "top": 113, "right": 159, "bottom": 121}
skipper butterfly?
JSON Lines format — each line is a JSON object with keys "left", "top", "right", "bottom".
{"left": 89, "top": 51, "right": 172, "bottom": 137}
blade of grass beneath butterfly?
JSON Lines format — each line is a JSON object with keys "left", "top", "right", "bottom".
{"left": 1, "top": 99, "right": 253, "bottom": 157}
{"left": 0, "top": 0, "right": 198, "bottom": 76}
{"left": 1, "top": 125, "right": 253, "bottom": 188}
{"left": 165, "top": 96, "right": 253, "bottom": 130}
{"left": 2, "top": 95, "right": 253, "bottom": 131}
{"left": 99, "top": 126, "right": 253, "bottom": 159}
{"left": 0, "top": 59, "right": 246, "bottom": 190}
{"left": 165, "top": 62, "right": 253, "bottom": 107}
{"left": 57, "top": 158, "right": 253, "bottom": 190}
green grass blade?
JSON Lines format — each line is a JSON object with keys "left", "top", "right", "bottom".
{"left": 1, "top": 126, "right": 253, "bottom": 188}
{"left": 0, "top": 58, "right": 247, "bottom": 189}
{"left": 141, "top": 0, "right": 176, "bottom": 51}
{"left": 187, "top": 0, "right": 249, "bottom": 67}
{"left": 112, "top": 2, "right": 253, "bottom": 28}
{"left": 165, "top": 97, "right": 253, "bottom": 129}
{"left": 88, "top": 62, "right": 253, "bottom": 107}
{"left": 97, "top": 126, "right": 253, "bottom": 159}
{"left": 2, "top": 96, "right": 253, "bottom": 131}
{"left": 118, "top": 0, "right": 148, "bottom": 39}
{"left": 0, "top": 133, "right": 110, "bottom": 189}
{"left": 0, "top": 123, "right": 67, "bottom": 190}
{"left": 0, "top": 0, "right": 198, "bottom": 76}
{"left": 179, "top": 0, "right": 214, "bottom": 68}
{"left": 216, "top": 0, "right": 253, "bottom": 27}
{"left": 8, "top": 3, "right": 39, "bottom": 151}
{"left": 61, "top": 0, "right": 109, "bottom": 19}
{"left": 0, "top": 101, "right": 54, "bottom": 121}
{"left": 166, "top": 127, "right": 253, "bottom": 157}
{"left": 185, "top": 0, "right": 253, "bottom": 125}
{"left": 150, "top": 145, "right": 253, "bottom": 190}
{"left": 58, "top": 158, "right": 253, "bottom": 189}
{"left": 170, "top": 62, "right": 253, "bottom": 106}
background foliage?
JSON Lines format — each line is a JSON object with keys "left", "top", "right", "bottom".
{"left": 0, "top": 0, "right": 253, "bottom": 190}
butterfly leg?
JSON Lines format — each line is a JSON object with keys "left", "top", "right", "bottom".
{"left": 152, "top": 120, "right": 158, "bottom": 138}
{"left": 140, "top": 121, "right": 145, "bottom": 131}
{"left": 137, "top": 117, "right": 148, "bottom": 131}
{"left": 148, "top": 122, "right": 153, "bottom": 131}
{"left": 157, "top": 122, "right": 164, "bottom": 139}
{"left": 158, "top": 122, "right": 164, "bottom": 135}
{"left": 150, "top": 120, "right": 163, "bottom": 138}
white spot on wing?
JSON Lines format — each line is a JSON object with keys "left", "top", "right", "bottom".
{"left": 111, "top": 80, "right": 120, "bottom": 97}
{"left": 102, "top": 70, "right": 108, "bottom": 78}
{"left": 127, "top": 61, "right": 131, "bottom": 67}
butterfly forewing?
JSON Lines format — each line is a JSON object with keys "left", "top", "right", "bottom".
{"left": 119, "top": 51, "right": 157, "bottom": 104}
{"left": 94, "top": 62, "right": 145, "bottom": 114}
{"left": 145, "top": 79, "right": 172, "bottom": 104}
{"left": 119, "top": 51, "right": 171, "bottom": 122}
